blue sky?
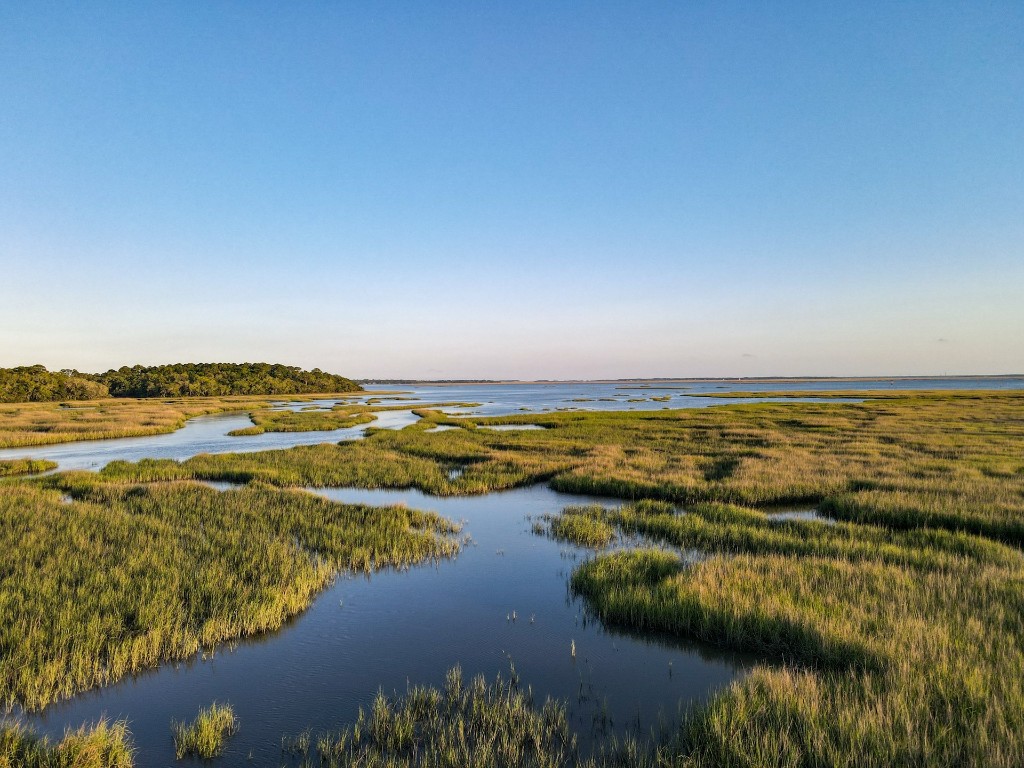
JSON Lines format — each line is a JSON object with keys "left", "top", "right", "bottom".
{"left": 2, "top": 2, "right": 1022, "bottom": 378}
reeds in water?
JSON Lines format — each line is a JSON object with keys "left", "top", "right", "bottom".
{"left": 172, "top": 703, "right": 238, "bottom": 759}
{"left": 0, "top": 719, "right": 133, "bottom": 768}
{"left": 313, "top": 665, "right": 575, "bottom": 768}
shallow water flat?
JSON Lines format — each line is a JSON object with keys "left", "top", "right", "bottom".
{"left": 478, "top": 423, "right": 546, "bottom": 431}
{"left": 372, "top": 377, "right": 1023, "bottom": 417}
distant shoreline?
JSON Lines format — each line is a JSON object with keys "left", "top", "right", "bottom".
{"left": 361, "top": 374, "right": 1024, "bottom": 386}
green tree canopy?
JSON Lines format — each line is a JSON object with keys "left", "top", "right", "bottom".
{"left": 0, "top": 363, "right": 361, "bottom": 403}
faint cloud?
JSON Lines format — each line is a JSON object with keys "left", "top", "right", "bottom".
{"left": 936, "top": 338, "right": 949, "bottom": 343}
{"left": 741, "top": 353, "right": 755, "bottom": 358}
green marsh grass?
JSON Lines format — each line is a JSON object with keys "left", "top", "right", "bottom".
{"left": 543, "top": 505, "right": 616, "bottom": 548}
{"left": 0, "top": 719, "right": 133, "bottom": 768}
{"left": 4, "top": 390, "right": 1024, "bottom": 765}
{"left": 172, "top": 703, "right": 238, "bottom": 759}
{"left": 226, "top": 408, "right": 377, "bottom": 435}
{"left": 224, "top": 401, "right": 480, "bottom": 436}
{"left": 0, "top": 391, "right": 408, "bottom": 449}
{"left": 96, "top": 392, "right": 1024, "bottom": 547}
{"left": 313, "top": 665, "right": 575, "bottom": 768}
{"left": 0, "top": 459, "right": 56, "bottom": 477}
{"left": 553, "top": 494, "right": 1024, "bottom": 766}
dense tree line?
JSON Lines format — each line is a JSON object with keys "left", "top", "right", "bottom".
{"left": 0, "top": 365, "right": 108, "bottom": 403}
{"left": 96, "top": 363, "right": 361, "bottom": 398}
{"left": 0, "top": 363, "right": 361, "bottom": 402}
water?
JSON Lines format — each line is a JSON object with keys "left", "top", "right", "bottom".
{"left": 767, "top": 508, "right": 836, "bottom": 524}
{"left": 22, "top": 484, "right": 751, "bottom": 765}
{"left": 479, "top": 424, "right": 547, "bottom": 431}
{"left": 368, "top": 376, "right": 1024, "bottom": 417}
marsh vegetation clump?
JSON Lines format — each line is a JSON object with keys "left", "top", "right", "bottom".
{"left": 0, "top": 719, "right": 133, "bottom": 768}
{"left": 0, "top": 458, "right": 56, "bottom": 477}
{"left": 0, "top": 393, "right": 432, "bottom": 449}
{"left": 543, "top": 504, "right": 617, "bottom": 548}
{"left": 0, "top": 369, "right": 377, "bottom": 448}
{"left": 313, "top": 665, "right": 575, "bottom": 768}
{"left": 227, "top": 407, "right": 377, "bottom": 435}
{"left": 172, "top": 703, "right": 238, "bottom": 759}
{"left": 223, "top": 401, "right": 482, "bottom": 436}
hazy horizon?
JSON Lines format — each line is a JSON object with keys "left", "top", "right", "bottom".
{"left": 4, "top": 361, "right": 1024, "bottom": 384}
{"left": 3, "top": 4, "right": 1022, "bottom": 379}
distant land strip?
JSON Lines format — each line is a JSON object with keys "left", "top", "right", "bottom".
{"left": 0, "top": 363, "right": 361, "bottom": 403}
{"left": 361, "top": 374, "right": 1023, "bottom": 385}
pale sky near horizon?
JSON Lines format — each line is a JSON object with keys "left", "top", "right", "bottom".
{"left": 2, "top": 3, "right": 1022, "bottom": 379}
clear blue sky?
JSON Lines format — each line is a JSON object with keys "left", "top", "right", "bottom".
{"left": 2, "top": 2, "right": 1022, "bottom": 379}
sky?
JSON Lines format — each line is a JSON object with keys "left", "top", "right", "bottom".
{"left": 1, "top": 2, "right": 1022, "bottom": 379}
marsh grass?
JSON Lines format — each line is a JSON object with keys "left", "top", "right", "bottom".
{"left": 313, "top": 665, "right": 576, "bottom": 768}
{"left": 96, "top": 392, "right": 1024, "bottom": 548}
{"left": 225, "top": 402, "right": 481, "bottom": 436}
{"left": 0, "top": 477, "right": 460, "bottom": 710}
{"left": 543, "top": 505, "right": 617, "bottom": 548}
{"left": 554, "top": 494, "right": 1024, "bottom": 766}
{"left": 0, "top": 719, "right": 132, "bottom": 768}
{"left": 227, "top": 409, "right": 377, "bottom": 435}
{"left": 172, "top": 703, "right": 238, "bottom": 759}
{"left": 5, "top": 390, "right": 1024, "bottom": 765}
{"left": 0, "top": 459, "right": 56, "bottom": 477}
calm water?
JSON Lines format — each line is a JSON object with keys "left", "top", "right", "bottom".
{"left": 370, "top": 376, "right": 1024, "bottom": 418}
{"left": 22, "top": 484, "right": 752, "bottom": 765}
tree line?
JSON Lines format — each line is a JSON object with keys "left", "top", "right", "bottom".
{"left": 0, "top": 363, "right": 361, "bottom": 402}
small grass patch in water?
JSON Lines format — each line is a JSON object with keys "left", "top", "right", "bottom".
{"left": 225, "top": 425, "right": 265, "bottom": 436}
{"left": 172, "top": 702, "right": 238, "bottom": 759}
{"left": 544, "top": 505, "right": 616, "bottom": 548}
{"left": 313, "top": 665, "right": 575, "bottom": 767}
{"left": 227, "top": 409, "right": 376, "bottom": 435}
{"left": 226, "top": 402, "right": 483, "bottom": 436}
{"left": 0, "top": 458, "right": 57, "bottom": 477}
